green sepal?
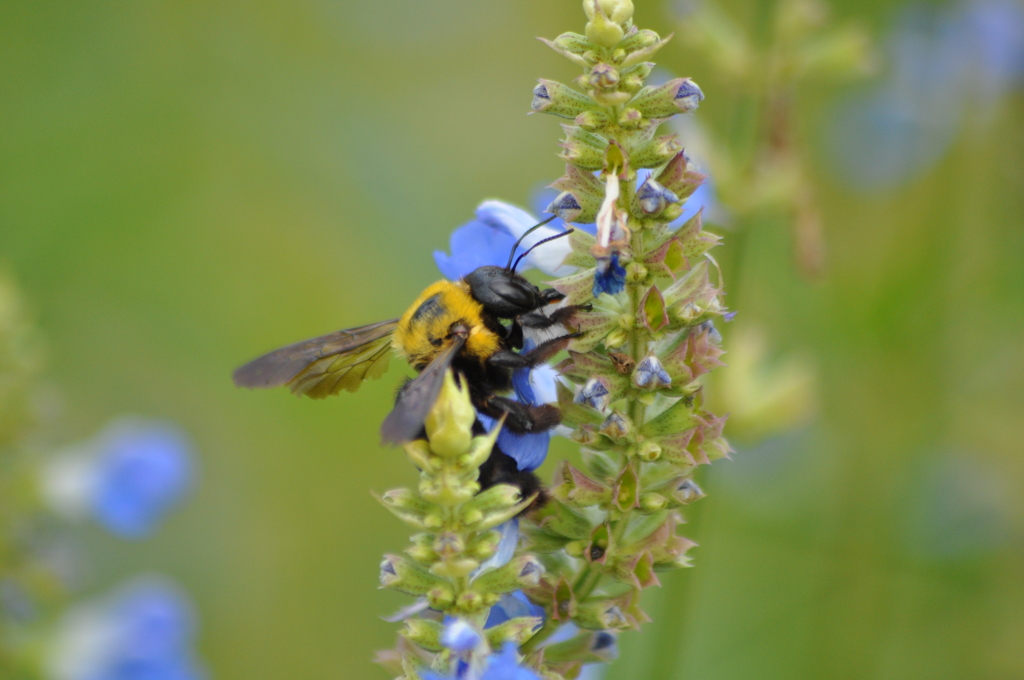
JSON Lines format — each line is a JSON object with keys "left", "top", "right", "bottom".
{"left": 532, "top": 498, "right": 594, "bottom": 540}
{"left": 640, "top": 398, "right": 696, "bottom": 438}
{"left": 472, "top": 555, "right": 545, "bottom": 593}
{"left": 555, "top": 381, "right": 605, "bottom": 429}
{"left": 551, "top": 267, "right": 598, "bottom": 307}
{"left": 560, "top": 229, "right": 598, "bottom": 268}
{"left": 628, "top": 77, "right": 704, "bottom": 119}
{"left": 532, "top": 80, "right": 597, "bottom": 119}
{"left": 486, "top": 617, "right": 543, "bottom": 647}
{"left": 559, "top": 126, "right": 609, "bottom": 170}
{"left": 460, "top": 484, "right": 537, "bottom": 531}
{"left": 654, "top": 152, "right": 706, "bottom": 201}
{"left": 376, "top": 489, "right": 433, "bottom": 529}
{"left": 458, "top": 426, "right": 501, "bottom": 471}
{"left": 618, "top": 30, "right": 670, "bottom": 68}
{"left": 523, "top": 523, "right": 573, "bottom": 552}
{"left": 539, "top": 32, "right": 596, "bottom": 67}
{"left": 552, "top": 462, "right": 612, "bottom": 507}
{"left": 629, "top": 135, "right": 683, "bottom": 169}
{"left": 542, "top": 631, "right": 618, "bottom": 664}
{"left": 551, "top": 164, "right": 605, "bottom": 225}
{"left": 574, "top": 600, "right": 630, "bottom": 630}
{"left": 662, "top": 260, "right": 710, "bottom": 308}
{"left": 612, "top": 462, "right": 640, "bottom": 511}
{"left": 380, "top": 554, "right": 450, "bottom": 596}
{"left": 619, "top": 62, "right": 654, "bottom": 93}
{"left": 419, "top": 471, "right": 478, "bottom": 507}
{"left": 567, "top": 310, "right": 619, "bottom": 353}
{"left": 639, "top": 284, "right": 669, "bottom": 332}
{"left": 581, "top": 449, "right": 619, "bottom": 481}
{"left": 400, "top": 618, "right": 445, "bottom": 652}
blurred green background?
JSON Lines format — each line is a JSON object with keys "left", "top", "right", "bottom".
{"left": 2, "top": 1, "right": 1022, "bottom": 679}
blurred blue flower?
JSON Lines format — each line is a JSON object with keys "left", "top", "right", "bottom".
{"left": 478, "top": 340, "right": 556, "bottom": 472}
{"left": 40, "top": 418, "right": 195, "bottom": 539}
{"left": 827, "top": 0, "right": 1024, "bottom": 190}
{"left": 441, "top": 618, "right": 484, "bottom": 653}
{"left": 474, "top": 518, "right": 520, "bottom": 577}
{"left": 434, "top": 201, "right": 576, "bottom": 279}
{"left": 92, "top": 419, "right": 195, "bottom": 539}
{"left": 422, "top": 643, "right": 542, "bottom": 680}
{"left": 48, "top": 579, "right": 204, "bottom": 680}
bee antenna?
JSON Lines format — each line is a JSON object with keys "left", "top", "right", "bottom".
{"left": 504, "top": 214, "right": 559, "bottom": 271}
{"left": 513, "top": 229, "right": 575, "bottom": 273}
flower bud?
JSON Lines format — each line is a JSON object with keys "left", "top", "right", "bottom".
{"left": 547, "top": 191, "right": 583, "bottom": 223}
{"left": 630, "top": 135, "right": 683, "bottom": 169}
{"left": 401, "top": 618, "right": 445, "bottom": 652}
{"left": 532, "top": 80, "right": 596, "bottom": 119}
{"left": 540, "top": 32, "right": 595, "bottom": 68}
{"left": 574, "top": 377, "right": 610, "bottom": 410}
{"left": 620, "top": 62, "right": 653, "bottom": 93}
{"left": 640, "top": 492, "right": 668, "bottom": 513}
{"left": 583, "top": 0, "right": 634, "bottom": 25}
{"left": 427, "top": 587, "right": 455, "bottom": 610}
{"left": 628, "top": 78, "right": 704, "bottom": 119}
{"left": 634, "top": 178, "right": 679, "bottom": 216}
{"left": 605, "top": 328, "right": 629, "bottom": 348}
{"left": 633, "top": 355, "right": 672, "bottom": 390}
{"left": 672, "top": 479, "right": 705, "bottom": 505}
{"left": 380, "top": 555, "right": 449, "bottom": 596}
{"left": 599, "top": 411, "right": 631, "bottom": 440}
{"left": 625, "top": 263, "right": 647, "bottom": 283}
{"left": 586, "top": 9, "right": 625, "bottom": 48}
{"left": 486, "top": 616, "right": 544, "bottom": 647}
{"left": 425, "top": 372, "right": 475, "bottom": 457}
{"left": 472, "top": 555, "right": 545, "bottom": 593}
{"left": 588, "top": 63, "right": 620, "bottom": 90}
{"left": 636, "top": 440, "right": 663, "bottom": 462}
{"left": 575, "top": 601, "right": 629, "bottom": 630}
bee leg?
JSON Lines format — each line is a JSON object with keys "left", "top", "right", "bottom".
{"left": 519, "top": 304, "right": 593, "bottom": 331}
{"left": 506, "top": 320, "right": 525, "bottom": 351}
{"left": 482, "top": 395, "right": 561, "bottom": 434}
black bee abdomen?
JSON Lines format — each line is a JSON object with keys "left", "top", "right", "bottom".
{"left": 410, "top": 293, "right": 445, "bottom": 322}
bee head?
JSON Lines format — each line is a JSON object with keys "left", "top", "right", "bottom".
{"left": 463, "top": 215, "right": 573, "bottom": 317}
{"left": 464, "top": 266, "right": 560, "bottom": 317}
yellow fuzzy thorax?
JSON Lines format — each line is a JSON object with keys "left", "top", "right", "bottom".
{"left": 394, "top": 281, "right": 502, "bottom": 369}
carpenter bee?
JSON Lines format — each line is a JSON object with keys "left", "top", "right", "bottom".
{"left": 233, "top": 219, "right": 581, "bottom": 464}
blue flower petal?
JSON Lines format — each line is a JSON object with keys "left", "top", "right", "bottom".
{"left": 485, "top": 591, "right": 545, "bottom": 629}
{"left": 440, "top": 618, "right": 483, "bottom": 653}
{"left": 496, "top": 430, "right": 550, "bottom": 473}
{"left": 434, "top": 220, "right": 518, "bottom": 280}
{"left": 92, "top": 420, "right": 194, "bottom": 539}
{"left": 593, "top": 252, "right": 626, "bottom": 297}
{"left": 481, "top": 643, "right": 543, "bottom": 680}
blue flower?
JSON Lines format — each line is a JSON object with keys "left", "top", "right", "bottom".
{"left": 434, "top": 201, "right": 576, "bottom": 280}
{"left": 479, "top": 644, "right": 543, "bottom": 680}
{"left": 593, "top": 252, "right": 626, "bottom": 297}
{"left": 47, "top": 579, "right": 204, "bottom": 680}
{"left": 92, "top": 418, "right": 195, "bottom": 539}
{"left": 827, "top": 0, "right": 1024, "bottom": 190}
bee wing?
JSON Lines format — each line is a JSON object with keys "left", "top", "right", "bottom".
{"left": 233, "top": 319, "right": 399, "bottom": 399}
{"left": 380, "top": 334, "right": 467, "bottom": 446}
